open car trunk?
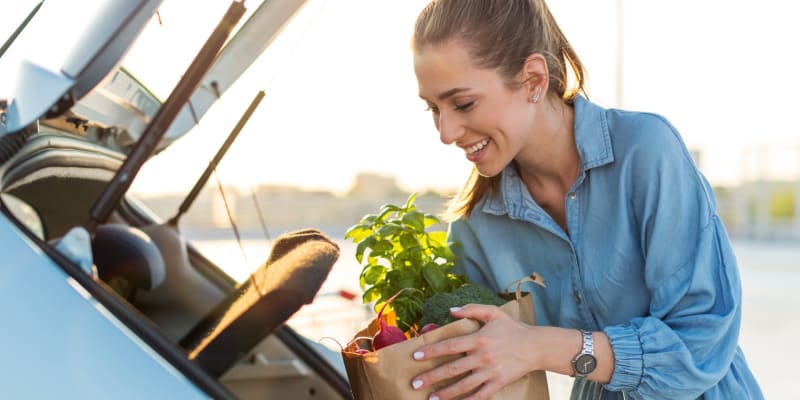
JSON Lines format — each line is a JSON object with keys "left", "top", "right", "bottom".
{"left": 0, "top": 0, "right": 353, "bottom": 398}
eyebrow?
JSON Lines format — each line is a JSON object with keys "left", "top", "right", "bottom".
{"left": 437, "top": 87, "right": 470, "bottom": 101}
{"left": 419, "top": 87, "right": 471, "bottom": 102}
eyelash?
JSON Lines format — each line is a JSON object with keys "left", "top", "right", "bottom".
{"left": 425, "top": 104, "right": 439, "bottom": 114}
{"left": 454, "top": 101, "right": 474, "bottom": 111}
{"left": 425, "top": 101, "right": 474, "bottom": 113}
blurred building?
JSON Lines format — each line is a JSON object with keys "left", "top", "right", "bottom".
{"left": 346, "top": 172, "right": 403, "bottom": 199}
{"left": 137, "top": 153, "right": 800, "bottom": 242}
{"left": 133, "top": 174, "right": 451, "bottom": 239}
{"left": 712, "top": 146, "right": 800, "bottom": 240}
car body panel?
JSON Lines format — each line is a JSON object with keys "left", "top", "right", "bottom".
{"left": 1, "top": 0, "right": 163, "bottom": 135}
{"left": 2, "top": 60, "right": 73, "bottom": 131}
{"left": 0, "top": 215, "right": 207, "bottom": 399}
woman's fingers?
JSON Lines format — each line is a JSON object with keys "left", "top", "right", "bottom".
{"left": 449, "top": 303, "right": 504, "bottom": 323}
{"left": 414, "top": 306, "right": 502, "bottom": 358}
{"left": 413, "top": 330, "right": 478, "bottom": 363}
{"left": 412, "top": 304, "right": 510, "bottom": 365}
{"left": 411, "top": 353, "right": 485, "bottom": 399}
{"left": 462, "top": 381, "right": 504, "bottom": 400}
{"left": 411, "top": 304, "right": 538, "bottom": 399}
{"left": 429, "top": 367, "right": 490, "bottom": 400}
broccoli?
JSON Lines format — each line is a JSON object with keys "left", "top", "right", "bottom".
{"left": 419, "top": 283, "right": 506, "bottom": 327}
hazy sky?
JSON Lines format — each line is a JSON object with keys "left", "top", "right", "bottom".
{"left": 3, "top": 0, "right": 799, "bottom": 196}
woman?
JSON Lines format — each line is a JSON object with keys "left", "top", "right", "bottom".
{"left": 409, "top": 0, "right": 763, "bottom": 399}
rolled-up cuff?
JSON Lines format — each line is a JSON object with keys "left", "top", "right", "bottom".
{"left": 603, "top": 325, "right": 643, "bottom": 392}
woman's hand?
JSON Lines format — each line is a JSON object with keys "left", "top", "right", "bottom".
{"left": 410, "top": 304, "right": 541, "bottom": 400}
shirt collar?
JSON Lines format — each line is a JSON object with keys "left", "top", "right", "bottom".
{"left": 483, "top": 95, "right": 615, "bottom": 217}
{"left": 573, "top": 95, "right": 614, "bottom": 170}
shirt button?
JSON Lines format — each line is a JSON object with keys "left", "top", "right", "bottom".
{"left": 574, "top": 292, "right": 582, "bottom": 304}
{"left": 568, "top": 192, "right": 577, "bottom": 200}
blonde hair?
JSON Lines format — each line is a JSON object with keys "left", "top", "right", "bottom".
{"left": 413, "top": 0, "right": 587, "bottom": 220}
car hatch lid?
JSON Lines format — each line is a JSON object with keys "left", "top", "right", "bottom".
{"left": 0, "top": 0, "right": 163, "bottom": 135}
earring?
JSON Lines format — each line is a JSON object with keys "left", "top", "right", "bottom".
{"left": 531, "top": 87, "right": 542, "bottom": 103}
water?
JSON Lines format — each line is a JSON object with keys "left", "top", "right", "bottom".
{"left": 192, "top": 236, "right": 798, "bottom": 399}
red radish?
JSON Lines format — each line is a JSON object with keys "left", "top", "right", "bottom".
{"left": 419, "top": 323, "right": 439, "bottom": 334}
{"left": 373, "top": 318, "right": 406, "bottom": 350}
{"left": 372, "top": 288, "right": 417, "bottom": 350}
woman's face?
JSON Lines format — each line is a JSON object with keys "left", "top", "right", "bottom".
{"left": 414, "top": 41, "right": 535, "bottom": 177}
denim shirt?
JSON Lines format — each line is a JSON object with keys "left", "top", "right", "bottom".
{"left": 447, "top": 96, "right": 763, "bottom": 399}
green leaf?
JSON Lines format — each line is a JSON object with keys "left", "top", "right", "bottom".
{"left": 369, "top": 239, "right": 394, "bottom": 259}
{"left": 427, "top": 230, "right": 447, "bottom": 245}
{"left": 398, "top": 231, "right": 419, "bottom": 250}
{"left": 385, "top": 269, "right": 415, "bottom": 290}
{"left": 344, "top": 224, "right": 358, "bottom": 240}
{"left": 402, "top": 210, "right": 425, "bottom": 232}
{"left": 404, "top": 192, "right": 418, "bottom": 210}
{"left": 422, "top": 264, "right": 446, "bottom": 292}
{"left": 397, "top": 269, "right": 417, "bottom": 289}
{"left": 377, "top": 224, "right": 402, "bottom": 238}
{"left": 378, "top": 204, "right": 402, "bottom": 221}
{"left": 355, "top": 235, "right": 375, "bottom": 264}
{"left": 430, "top": 244, "right": 455, "bottom": 260}
{"left": 344, "top": 224, "right": 373, "bottom": 242}
{"left": 362, "top": 264, "right": 387, "bottom": 286}
{"left": 424, "top": 214, "right": 440, "bottom": 228}
{"left": 362, "top": 285, "right": 382, "bottom": 303}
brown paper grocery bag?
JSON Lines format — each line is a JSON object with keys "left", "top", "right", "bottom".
{"left": 342, "top": 276, "right": 549, "bottom": 400}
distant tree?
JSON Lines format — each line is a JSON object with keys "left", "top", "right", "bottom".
{"left": 770, "top": 189, "right": 795, "bottom": 219}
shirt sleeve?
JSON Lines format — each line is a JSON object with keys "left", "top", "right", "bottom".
{"left": 603, "top": 117, "right": 744, "bottom": 399}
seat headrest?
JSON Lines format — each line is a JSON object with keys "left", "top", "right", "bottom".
{"left": 92, "top": 224, "right": 166, "bottom": 296}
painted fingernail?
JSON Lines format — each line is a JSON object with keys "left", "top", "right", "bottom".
{"left": 429, "top": 395, "right": 440, "bottom": 400}
{"left": 413, "top": 351, "right": 424, "bottom": 360}
{"left": 412, "top": 379, "right": 423, "bottom": 390}
{"left": 450, "top": 306, "right": 462, "bottom": 312}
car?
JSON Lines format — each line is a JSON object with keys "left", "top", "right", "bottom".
{"left": 0, "top": 0, "right": 353, "bottom": 398}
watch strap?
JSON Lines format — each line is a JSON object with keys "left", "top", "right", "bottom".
{"left": 571, "top": 329, "right": 597, "bottom": 377}
{"left": 580, "top": 330, "right": 594, "bottom": 355}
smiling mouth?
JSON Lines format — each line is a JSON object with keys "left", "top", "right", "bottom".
{"left": 467, "top": 138, "right": 490, "bottom": 155}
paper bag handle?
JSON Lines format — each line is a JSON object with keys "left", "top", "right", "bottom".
{"left": 502, "top": 272, "right": 546, "bottom": 300}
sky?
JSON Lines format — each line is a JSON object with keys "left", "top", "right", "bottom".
{"left": 3, "top": 0, "right": 800, "bottom": 197}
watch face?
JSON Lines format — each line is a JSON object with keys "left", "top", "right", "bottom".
{"left": 575, "top": 354, "right": 597, "bottom": 375}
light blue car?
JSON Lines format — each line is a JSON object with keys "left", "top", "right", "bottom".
{"left": 0, "top": 1, "right": 352, "bottom": 398}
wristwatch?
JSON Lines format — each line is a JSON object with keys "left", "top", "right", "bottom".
{"left": 572, "top": 330, "right": 597, "bottom": 378}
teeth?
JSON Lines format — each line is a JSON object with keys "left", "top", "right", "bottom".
{"left": 468, "top": 138, "right": 490, "bottom": 155}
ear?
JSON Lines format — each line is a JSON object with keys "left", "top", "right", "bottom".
{"left": 521, "top": 53, "right": 549, "bottom": 103}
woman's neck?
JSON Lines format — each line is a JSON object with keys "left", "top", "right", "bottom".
{"left": 516, "top": 98, "right": 580, "bottom": 194}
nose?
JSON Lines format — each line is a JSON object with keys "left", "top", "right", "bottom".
{"left": 436, "top": 110, "right": 463, "bottom": 145}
